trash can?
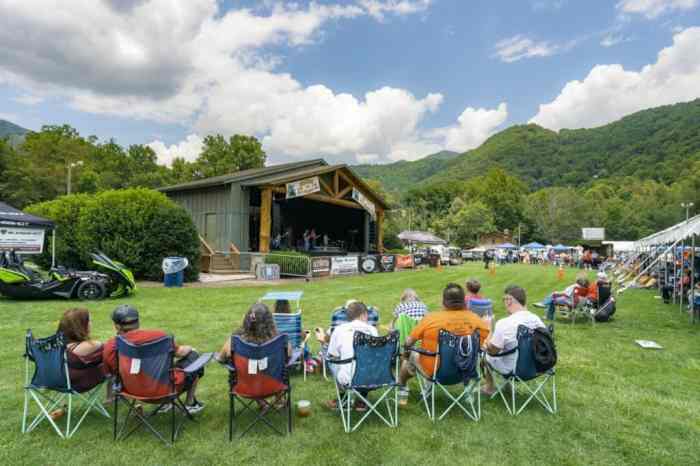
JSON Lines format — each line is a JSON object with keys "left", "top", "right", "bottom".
{"left": 162, "top": 256, "right": 189, "bottom": 287}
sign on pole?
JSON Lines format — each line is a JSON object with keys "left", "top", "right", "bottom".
{"left": 582, "top": 228, "right": 605, "bottom": 241}
{"left": 352, "top": 189, "right": 376, "bottom": 220}
{"left": 286, "top": 176, "right": 321, "bottom": 199}
{"left": 0, "top": 227, "right": 46, "bottom": 253}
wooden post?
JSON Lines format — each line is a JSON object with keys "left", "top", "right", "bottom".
{"left": 260, "top": 187, "right": 272, "bottom": 253}
{"left": 377, "top": 208, "right": 384, "bottom": 253}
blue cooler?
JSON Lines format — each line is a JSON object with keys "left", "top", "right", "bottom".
{"left": 162, "top": 257, "right": 189, "bottom": 287}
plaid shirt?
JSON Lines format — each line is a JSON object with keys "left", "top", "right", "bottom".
{"left": 392, "top": 300, "right": 428, "bottom": 320}
{"left": 330, "top": 306, "right": 380, "bottom": 332}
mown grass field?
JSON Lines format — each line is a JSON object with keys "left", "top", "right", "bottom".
{"left": 1, "top": 263, "right": 698, "bottom": 466}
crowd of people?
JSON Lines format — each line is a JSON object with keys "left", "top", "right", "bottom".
{"left": 51, "top": 278, "right": 549, "bottom": 417}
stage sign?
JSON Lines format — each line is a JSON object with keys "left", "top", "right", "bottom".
{"left": 582, "top": 228, "right": 605, "bottom": 240}
{"left": 311, "top": 256, "right": 331, "bottom": 277}
{"left": 286, "top": 176, "right": 320, "bottom": 199}
{"left": 396, "top": 254, "right": 414, "bottom": 269}
{"left": 331, "top": 256, "right": 359, "bottom": 276}
{"left": 0, "top": 227, "right": 45, "bottom": 253}
{"left": 379, "top": 255, "right": 396, "bottom": 272}
{"left": 352, "top": 189, "right": 376, "bottom": 221}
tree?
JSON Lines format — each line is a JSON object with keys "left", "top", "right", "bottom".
{"left": 433, "top": 198, "right": 496, "bottom": 247}
{"left": 476, "top": 168, "right": 527, "bottom": 232}
{"left": 192, "top": 134, "right": 266, "bottom": 179}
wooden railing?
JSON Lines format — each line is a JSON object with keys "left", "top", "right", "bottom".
{"left": 199, "top": 235, "right": 215, "bottom": 272}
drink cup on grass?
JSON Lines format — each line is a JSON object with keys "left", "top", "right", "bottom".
{"left": 297, "top": 400, "right": 311, "bottom": 417}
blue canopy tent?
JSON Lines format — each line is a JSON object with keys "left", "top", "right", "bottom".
{"left": 522, "top": 242, "right": 545, "bottom": 249}
{"left": 552, "top": 244, "right": 572, "bottom": 252}
{"left": 496, "top": 242, "right": 517, "bottom": 249}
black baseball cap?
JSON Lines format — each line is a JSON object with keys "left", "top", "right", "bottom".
{"left": 111, "top": 304, "right": 139, "bottom": 325}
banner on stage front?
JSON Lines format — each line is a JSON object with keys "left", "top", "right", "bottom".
{"left": 331, "top": 256, "right": 358, "bottom": 276}
{"left": 0, "top": 227, "right": 45, "bottom": 253}
{"left": 311, "top": 256, "right": 331, "bottom": 277}
{"left": 286, "top": 176, "right": 321, "bottom": 199}
{"left": 351, "top": 189, "right": 376, "bottom": 220}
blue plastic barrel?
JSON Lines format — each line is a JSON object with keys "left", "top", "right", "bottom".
{"left": 162, "top": 256, "right": 188, "bottom": 288}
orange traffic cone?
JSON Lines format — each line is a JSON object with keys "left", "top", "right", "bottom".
{"left": 557, "top": 264, "right": 565, "bottom": 281}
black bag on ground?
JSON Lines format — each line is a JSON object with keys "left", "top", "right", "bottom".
{"left": 594, "top": 297, "right": 617, "bottom": 322}
{"left": 531, "top": 325, "right": 557, "bottom": 373}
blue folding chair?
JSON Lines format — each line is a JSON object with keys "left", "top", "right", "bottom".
{"left": 326, "top": 331, "right": 400, "bottom": 433}
{"left": 467, "top": 298, "right": 494, "bottom": 319}
{"left": 487, "top": 324, "right": 557, "bottom": 416}
{"left": 273, "top": 312, "right": 310, "bottom": 380}
{"left": 22, "top": 330, "right": 110, "bottom": 439}
{"left": 321, "top": 305, "right": 381, "bottom": 379}
{"left": 410, "top": 330, "right": 481, "bottom": 422}
{"left": 226, "top": 334, "right": 292, "bottom": 439}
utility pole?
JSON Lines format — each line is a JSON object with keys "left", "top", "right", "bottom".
{"left": 66, "top": 161, "right": 83, "bottom": 194}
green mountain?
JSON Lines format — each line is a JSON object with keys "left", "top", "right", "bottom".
{"left": 353, "top": 150, "right": 459, "bottom": 193}
{"left": 0, "top": 119, "right": 30, "bottom": 146}
{"left": 356, "top": 99, "right": 700, "bottom": 192}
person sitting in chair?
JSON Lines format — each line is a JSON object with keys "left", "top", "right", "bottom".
{"left": 102, "top": 305, "right": 205, "bottom": 414}
{"left": 324, "top": 301, "right": 377, "bottom": 412}
{"left": 397, "top": 283, "right": 490, "bottom": 405}
{"left": 534, "top": 277, "right": 590, "bottom": 320}
{"left": 391, "top": 288, "right": 428, "bottom": 326}
{"left": 314, "top": 299, "right": 380, "bottom": 345}
{"left": 59, "top": 308, "right": 106, "bottom": 394}
{"left": 482, "top": 285, "right": 545, "bottom": 396}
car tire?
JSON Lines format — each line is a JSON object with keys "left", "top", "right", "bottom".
{"left": 360, "top": 256, "right": 378, "bottom": 273}
{"left": 77, "top": 279, "right": 106, "bottom": 300}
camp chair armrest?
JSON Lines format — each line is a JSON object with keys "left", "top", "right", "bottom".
{"left": 325, "top": 356, "right": 354, "bottom": 365}
{"left": 217, "top": 358, "right": 236, "bottom": 372}
{"left": 490, "top": 347, "right": 517, "bottom": 358}
{"left": 406, "top": 347, "right": 435, "bottom": 357}
{"left": 182, "top": 352, "right": 214, "bottom": 374}
{"left": 288, "top": 348, "right": 304, "bottom": 366}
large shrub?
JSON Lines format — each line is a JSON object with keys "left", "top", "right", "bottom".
{"left": 27, "top": 188, "right": 200, "bottom": 281}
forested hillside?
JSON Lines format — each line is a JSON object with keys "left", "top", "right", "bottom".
{"left": 353, "top": 150, "right": 459, "bottom": 193}
{"left": 357, "top": 99, "right": 700, "bottom": 192}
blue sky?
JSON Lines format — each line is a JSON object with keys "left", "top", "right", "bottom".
{"left": 1, "top": 0, "right": 699, "bottom": 165}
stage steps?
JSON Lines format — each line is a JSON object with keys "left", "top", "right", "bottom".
{"left": 209, "top": 253, "right": 237, "bottom": 274}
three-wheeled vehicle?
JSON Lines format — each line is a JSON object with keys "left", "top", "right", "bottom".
{"left": 0, "top": 250, "right": 135, "bottom": 300}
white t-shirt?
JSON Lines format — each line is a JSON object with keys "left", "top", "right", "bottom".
{"left": 486, "top": 310, "right": 545, "bottom": 375}
{"left": 327, "top": 319, "right": 378, "bottom": 386}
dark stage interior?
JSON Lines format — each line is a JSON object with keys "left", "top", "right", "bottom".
{"left": 272, "top": 197, "right": 368, "bottom": 252}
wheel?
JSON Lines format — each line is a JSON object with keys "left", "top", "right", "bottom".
{"left": 360, "top": 256, "right": 377, "bottom": 273}
{"left": 77, "top": 279, "right": 106, "bottom": 300}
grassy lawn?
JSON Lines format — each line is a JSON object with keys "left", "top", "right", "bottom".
{"left": 1, "top": 263, "right": 698, "bottom": 466}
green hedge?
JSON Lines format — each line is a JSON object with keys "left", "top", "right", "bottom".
{"left": 27, "top": 188, "right": 200, "bottom": 281}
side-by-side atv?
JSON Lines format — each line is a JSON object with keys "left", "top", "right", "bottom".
{"left": 0, "top": 251, "right": 135, "bottom": 300}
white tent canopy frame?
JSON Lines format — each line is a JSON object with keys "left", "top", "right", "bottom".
{"left": 624, "top": 213, "right": 699, "bottom": 323}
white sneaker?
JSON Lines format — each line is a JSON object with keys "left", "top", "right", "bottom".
{"left": 185, "top": 401, "right": 205, "bottom": 414}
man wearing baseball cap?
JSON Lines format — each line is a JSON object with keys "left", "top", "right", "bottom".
{"left": 102, "top": 304, "right": 205, "bottom": 413}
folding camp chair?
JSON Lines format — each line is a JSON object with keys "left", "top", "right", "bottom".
{"left": 273, "top": 312, "right": 310, "bottom": 380}
{"left": 113, "top": 335, "right": 211, "bottom": 447}
{"left": 22, "top": 331, "right": 110, "bottom": 439}
{"left": 321, "top": 305, "right": 381, "bottom": 380}
{"left": 326, "top": 331, "right": 399, "bottom": 433}
{"left": 468, "top": 298, "right": 494, "bottom": 320}
{"left": 394, "top": 313, "right": 419, "bottom": 347}
{"left": 487, "top": 325, "right": 557, "bottom": 416}
{"left": 409, "top": 330, "right": 481, "bottom": 422}
{"left": 554, "top": 291, "right": 594, "bottom": 325}
{"left": 226, "top": 334, "right": 292, "bottom": 440}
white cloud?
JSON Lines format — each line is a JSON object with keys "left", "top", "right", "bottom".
{"left": 600, "top": 33, "right": 632, "bottom": 47}
{"left": 434, "top": 103, "right": 509, "bottom": 152}
{"left": 494, "top": 35, "right": 560, "bottom": 63}
{"left": 531, "top": 27, "right": 700, "bottom": 130}
{"left": 147, "top": 134, "right": 204, "bottom": 166}
{"left": 359, "top": 0, "right": 432, "bottom": 20}
{"left": 616, "top": 0, "right": 698, "bottom": 18}
{"left": 0, "top": 0, "right": 446, "bottom": 163}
